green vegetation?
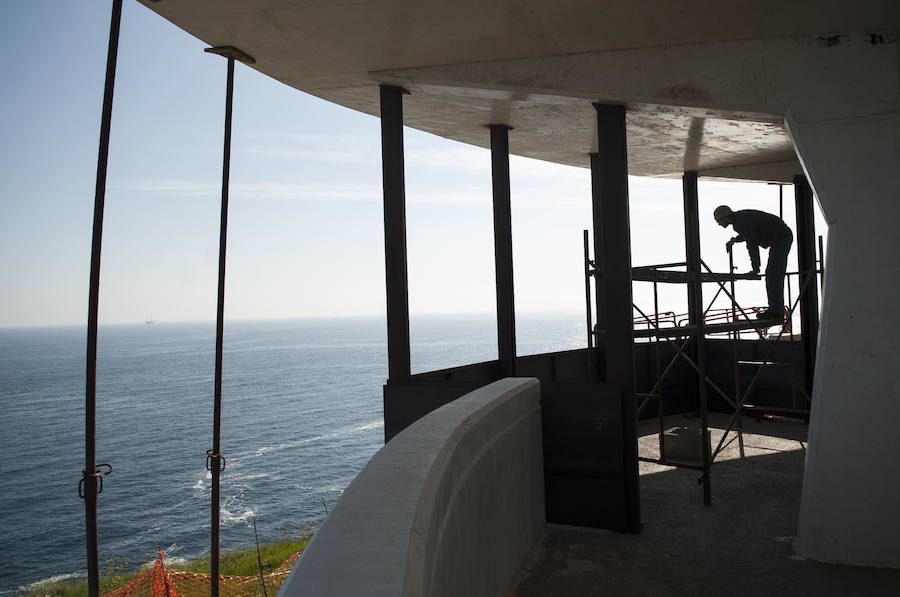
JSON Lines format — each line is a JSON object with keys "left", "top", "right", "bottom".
{"left": 21, "top": 531, "right": 313, "bottom": 597}
{"left": 168, "top": 536, "right": 309, "bottom": 576}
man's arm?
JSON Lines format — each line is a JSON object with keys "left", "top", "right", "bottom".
{"left": 730, "top": 213, "right": 760, "bottom": 273}
{"left": 746, "top": 243, "right": 760, "bottom": 273}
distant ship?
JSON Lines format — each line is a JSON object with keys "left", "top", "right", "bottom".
{"left": 145, "top": 318, "right": 154, "bottom": 325}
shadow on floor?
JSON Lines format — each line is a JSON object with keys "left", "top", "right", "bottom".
{"left": 509, "top": 416, "right": 900, "bottom": 596}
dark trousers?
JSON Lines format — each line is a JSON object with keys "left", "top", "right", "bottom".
{"left": 765, "top": 229, "right": 793, "bottom": 315}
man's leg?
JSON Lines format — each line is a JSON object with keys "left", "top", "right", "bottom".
{"left": 765, "top": 233, "right": 792, "bottom": 316}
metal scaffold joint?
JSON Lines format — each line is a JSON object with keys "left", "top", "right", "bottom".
{"left": 78, "top": 463, "right": 113, "bottom": 498}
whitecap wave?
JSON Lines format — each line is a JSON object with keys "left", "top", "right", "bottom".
{"left": 163, "top": 556, "right": 187, "bottom": 566}
{"left": 227, "top": 419, "right": 385, "bottom": 465}
{"left": 19, "top": 572, "right": 85, "bottom": 591}
{"left": 227, "top": 472, "right": 272, "bottom": 482}
{"left": 164, "top": 542, "right": 183, "bottom": 555}
{"left": 221, "top": 506, "right": 255, "bottom": 524}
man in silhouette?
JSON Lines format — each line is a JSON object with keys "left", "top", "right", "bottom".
{"left": 714, "top": 205, "right": 793, "bottom": 321}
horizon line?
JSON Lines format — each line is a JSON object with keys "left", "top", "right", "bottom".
{"left": 0, "top": 310, "right": 587, "bottom": 331}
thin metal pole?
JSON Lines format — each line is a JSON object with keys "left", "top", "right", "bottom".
{"left": 654, "top": 281, "right": 664, "bottom": 458}
{"left": 787, "top": 273, "right": 794, "bottom": 340}
{"left": 817, "top": 235, "right": 825, "bottom": 292}
{"left": 490, "top": 124, "right": 516, "bottom": 376}
{"left": 729, "top": 251, "right": 742, "bottom": 450}
{"left": 583, "top": 230, "right": 593, "bottom": 348}
{"left": 210, "top": 55, "right": 235, "bottom": 597}
{"left": 252, "top": 517, "right": 269, "bottom": 597}
{"left": 779, "top": 184, "right": 784, "bottom": 220}
{"left": 83, "top": 3, "right": 122, "bottom": 596}
{"left": 781, "top": 184, "right": 793, "bottom": 339}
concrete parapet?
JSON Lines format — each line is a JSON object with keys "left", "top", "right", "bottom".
{"left": 278, "top": 377, "right": 545, "bottom": 597}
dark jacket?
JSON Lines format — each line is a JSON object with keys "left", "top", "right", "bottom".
{"left": 731, "top": 209, "right": 791, "bottom": 271}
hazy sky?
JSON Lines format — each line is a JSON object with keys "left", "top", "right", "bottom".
{"left": 0, "top": 1, "right": 826, "bottom": 329}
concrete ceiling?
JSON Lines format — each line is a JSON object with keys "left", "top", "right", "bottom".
{"left": 139, "top": 0, "right": 900, "bottom": 182}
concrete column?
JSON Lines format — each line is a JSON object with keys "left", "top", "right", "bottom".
{"left": 787, "top": 50, "right": 900, "bottom": 566}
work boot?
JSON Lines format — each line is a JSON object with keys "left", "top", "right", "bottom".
{"left": 755, "top": 310, "right": 784, "bottom": 322}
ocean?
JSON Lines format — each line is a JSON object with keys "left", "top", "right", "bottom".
{"left": 0, "top": 314, "right": 584, "bottom": 594}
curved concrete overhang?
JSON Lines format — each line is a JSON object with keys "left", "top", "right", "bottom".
{"left": 139, "top": 1, "right": 899, "bottom": 181}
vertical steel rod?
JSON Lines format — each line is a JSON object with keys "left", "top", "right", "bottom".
{"left": 683, "top": 171, "right": 711, "bottom": 505}
{"left": 592, "top": 103, "right": 640, "bottom": 531}
{"left": 379, "top": 86, "right": 411, "bottom": 381}
{"left": 794, "top": 175, "right": 819, "bottom": 400}
{"left": 817, "top": 234, "right": 825, "bottom": 292}
{"left": 83, "top": 3, "right": 122, "bottom": 596}
{"left": 490, "top": 125, "right": 516, "bottom": 376}
{"left": 589, "top": 154, "right": 607, "bottom": 357}
{"left": 584, "top": 230, "right": 594, "bottom": 348}
{"left": 210, "top": 55, "right": 235, "bottom": 597}
{"left": 779, "top": 184, "right": 784, "bottom": 220}
{"left": 252, "top": 517, "right": 269, "bottom": 597}
{"left": 729, "top": 251, "right": 742, "bottom": 446}
{"left": 787, "top": 273, "right": 794, "bottom": 340}
{"left": 782, "top": 184, "right": 793, "bottom": 339}
{"left": 654, "top": 281, "right": 665, "bottom": 457}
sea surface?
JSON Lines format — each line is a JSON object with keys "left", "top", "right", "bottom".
{"left": 0, "top": 314, "right": 584, "bottom": 593}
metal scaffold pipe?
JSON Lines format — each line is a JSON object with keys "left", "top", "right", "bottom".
{"left": 210, "top": 53, "right": 234, "bottom": 597}
{"left": 83, "top": 2, "right": 122, "bottom": 596}
{"left": 196, "top": 45, "right": 254, "bottom": 597}
{"left": 201, "top": 44, "right": 254, "bottom": 597}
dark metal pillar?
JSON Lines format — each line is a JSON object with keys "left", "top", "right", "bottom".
{"left": 591, "top": 103, "right": 640, "bottom": 531}
{"left": 490, "top": 125, "right": 516, "bottom": 376}
{"left": 794, "top": 174, "right": 819, "bottom": 398}
{"left": 380, "top": 86, "right": 411, "bottom": 381}
{"left": 83, "top": 3, "right": 122, "bottom": 596}
{"left": 683, "top": 171, "right": 711, "bottom": 505}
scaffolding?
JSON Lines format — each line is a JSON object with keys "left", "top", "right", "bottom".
{"left": 582, "top": 177, "right": 824, "bottom": 505}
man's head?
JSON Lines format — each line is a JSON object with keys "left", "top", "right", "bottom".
{"left": 714, "top": 205, "right": 734, "bottom": 227}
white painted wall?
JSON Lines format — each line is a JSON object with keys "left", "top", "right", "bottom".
{"left": 278, "top": 378, "right": 545, "bottom": 596}
{"left": 787, "top": 38, "right": 900, "bottom": 568}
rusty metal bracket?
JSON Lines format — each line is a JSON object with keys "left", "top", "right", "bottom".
{"left": 79, "top": 463, "right": 113, "bottom": 499}
{"left": 204, "top": 45, "right": 256, "bottom": 65}
{"left": 206, "top": 449, "right": 226, "bottom": 472}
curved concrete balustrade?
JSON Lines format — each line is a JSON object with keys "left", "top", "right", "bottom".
{"left": 278, "top": 377, "right": 544, "bottom": 597}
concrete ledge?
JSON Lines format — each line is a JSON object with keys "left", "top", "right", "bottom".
{"left": 278, "top": 378, "right": 545, "bottom": 597}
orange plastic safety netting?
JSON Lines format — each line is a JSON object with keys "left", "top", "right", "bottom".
{"left": 104, "top": 551, "right": 301, "bottom": 597}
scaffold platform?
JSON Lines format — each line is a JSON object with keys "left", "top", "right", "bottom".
{"left": 631, "top": 263, "right": 761, "bottom": 283}
{"left": 633, "top": 318, "right": 782, "bottom": 339}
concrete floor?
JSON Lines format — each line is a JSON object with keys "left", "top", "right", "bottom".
{"left": 509, "top": 414, "right": 900, "bottom": 596}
